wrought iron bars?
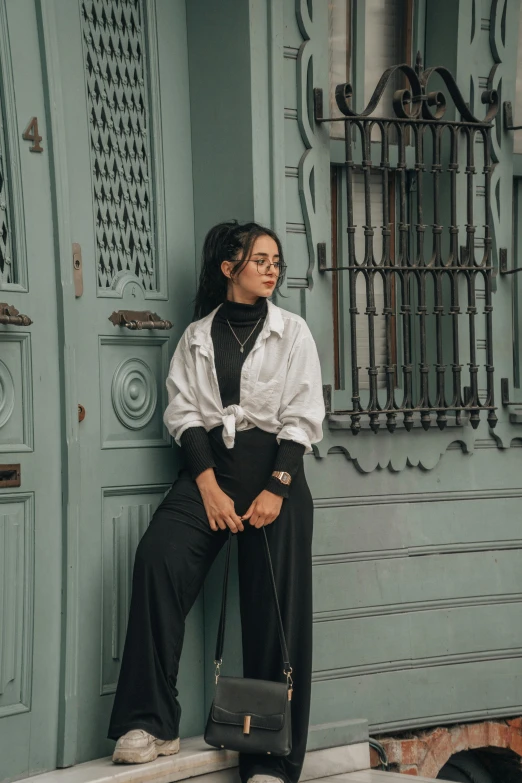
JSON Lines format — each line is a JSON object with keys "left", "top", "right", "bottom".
{"left": 315, "top": 58, "right": 499, "bottom": 434}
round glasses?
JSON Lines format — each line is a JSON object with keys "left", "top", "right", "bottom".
{"left": 249, "top": 259, "right": 285, "bottom": 275}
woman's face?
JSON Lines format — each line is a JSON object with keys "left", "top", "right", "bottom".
{"left": 221, "top": 234, "right": 281, "bottom": 303}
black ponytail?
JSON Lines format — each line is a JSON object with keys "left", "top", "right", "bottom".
{"left": 192, "top": 220, "right": 286, "bottom": 320}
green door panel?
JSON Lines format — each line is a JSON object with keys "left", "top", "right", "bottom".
{"left": 45, "top": 0, "right": 199, "bottom": 765}
{"left": 0, "top": 0, "right": 63, "bottom": 779}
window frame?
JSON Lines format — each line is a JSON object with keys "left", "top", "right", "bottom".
{"left": 328, "top": 0, "right": 422, "bottom": 410}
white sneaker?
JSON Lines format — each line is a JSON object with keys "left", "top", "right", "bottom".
{"left": 247, "top": 776, "right": 284, "bottom": 783}
{"left": 112, "top": 729, "right": 180, "bottom": 764}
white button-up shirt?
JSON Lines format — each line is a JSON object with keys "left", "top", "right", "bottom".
{"left": 163, "top": 300, "right": 325, "bottom": 454}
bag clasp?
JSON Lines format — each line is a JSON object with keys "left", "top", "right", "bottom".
{"left": 214, "top": 659, "right": 222, "bottom": 685}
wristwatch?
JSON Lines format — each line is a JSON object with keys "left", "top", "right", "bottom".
{"left": 271, "top": 471, "right": 292, "bottom": 486}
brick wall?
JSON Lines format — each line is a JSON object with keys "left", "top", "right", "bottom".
{"left": 370, "top": 718, "right": 522, "bottom": 777}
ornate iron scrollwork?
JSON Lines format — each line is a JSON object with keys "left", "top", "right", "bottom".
{"left": 109, "top": 310, "right": 173, "bottom": 330}
{"left": 315, "top": 54, "right": 499, "bottom": 435}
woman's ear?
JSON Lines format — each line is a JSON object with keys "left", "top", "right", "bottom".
{"left": 221, "top": 259, "right": 233, "bottom": 280}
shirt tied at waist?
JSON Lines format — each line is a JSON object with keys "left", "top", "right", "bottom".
{"left": 221, "top": 404, "right": 251, "bottom": 448}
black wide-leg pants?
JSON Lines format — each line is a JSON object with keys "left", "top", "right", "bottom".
{"left": 108, "top": 426, "right": 314, "bottom": 783}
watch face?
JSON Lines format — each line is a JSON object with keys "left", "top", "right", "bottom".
{"left": 280, "top": 472, "right": 291, "bottom": 485}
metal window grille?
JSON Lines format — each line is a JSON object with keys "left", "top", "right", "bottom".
{"left": 315, "top": 56, "right": 499, "bottom": 435}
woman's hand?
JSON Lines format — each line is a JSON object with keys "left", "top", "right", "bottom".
{"left": 241, "top": 490, "right": 284, "bottom": 529}
{"left": 196, "top": 469, "right": 244, "bottom": 533}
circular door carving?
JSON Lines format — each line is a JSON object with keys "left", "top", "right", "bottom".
{"left": 111, "top": 357, "right": 157, "bottom": 430}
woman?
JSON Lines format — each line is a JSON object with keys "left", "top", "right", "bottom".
{"left": 108, "top": 220, "right": 325, "bottom": 783}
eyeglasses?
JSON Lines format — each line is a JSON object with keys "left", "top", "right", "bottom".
{"left": 249, "top": 258, "right": 285, "bottom": 274}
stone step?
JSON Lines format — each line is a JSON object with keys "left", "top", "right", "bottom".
{"left": 14, "top": 737, "right": 370, "bottom": 783}
{"left": 325, "top": 772, "right": 447, "bottom": 782}
{"left": 192, "top": 773, "right": 445, "bottom": 783}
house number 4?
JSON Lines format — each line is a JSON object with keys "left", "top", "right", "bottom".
{"left": 22, "top": 117, "right": 43, "bottom": 153}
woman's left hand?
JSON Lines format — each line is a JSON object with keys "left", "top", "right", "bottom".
{"left": 241, "top": 490, "right": 284, "bottom": 528}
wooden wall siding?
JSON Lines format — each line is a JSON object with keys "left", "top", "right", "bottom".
{"left": 280, "top": 0, "right": 522, "bottom": 735}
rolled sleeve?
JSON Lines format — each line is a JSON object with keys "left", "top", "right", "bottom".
{"left": 276, "top": 327, "right": 325, "bottom": 454}
{"left": 163, "top": 330, "right": 206, "bottom": 446}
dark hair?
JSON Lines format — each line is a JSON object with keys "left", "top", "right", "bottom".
{"left": 192, "top": 220, "right": 286, "bottom": 320}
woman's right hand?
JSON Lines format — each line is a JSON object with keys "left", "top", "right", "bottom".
{"left": 196, "top": 468, "right": 244, "bottom": 533}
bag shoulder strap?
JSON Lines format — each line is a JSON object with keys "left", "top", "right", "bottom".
{"left": 214, "top": 528, "right": 292, "bottom": 677}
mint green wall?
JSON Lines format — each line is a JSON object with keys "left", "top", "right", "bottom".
{"left": 3, "top": 1, "right": 522, "bottom": 779}
{"left": 273, "top": 0, "right": 522, "bottom": 737}
{"left": 186, "top": 0, "right": 256, "bottom": 263}
{"left": 188, "top": 0, "right": 522, "bottom": 743}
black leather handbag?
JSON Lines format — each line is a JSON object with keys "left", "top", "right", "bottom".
{"left": 204, "top": 528, "right": 293, "bottom": 756}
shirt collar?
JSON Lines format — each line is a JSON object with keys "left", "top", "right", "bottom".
{"left": 189, "top": 298, "right": 284, "bottom": 348}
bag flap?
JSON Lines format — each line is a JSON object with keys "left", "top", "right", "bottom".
{"left": 211, "top": 676, "right": 288, "bottom": 731}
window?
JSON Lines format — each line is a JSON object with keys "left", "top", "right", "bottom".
{"left": 364, "top": 0, "right": 412, "bottom": 110}
{"left": 507, "top": 11, "right": 522, "bottom": 402}
{"left": 328, "top": 0, "right": 413, "bottom": 135}
{"left": 328, "top": 1, "right": 412, "bottom": 402}
{"left": 328, "top": 0, "right": 351, "bottom": 139}
{"left": 322, "top": 3, "right": 497, "bottom": 433}
{"left": 332, "top": 168, "right": 393, "bottom": 392}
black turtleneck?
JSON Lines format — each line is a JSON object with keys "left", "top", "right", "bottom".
{"left": 180, "top": 297, "right": 305, "bottom": 498}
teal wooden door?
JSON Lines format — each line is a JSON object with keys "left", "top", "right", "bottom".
{"left": 0, "top": 1, "right": 64, "bottom": 779}
{"left": 44, "top": 0, "right": 199, "bottom": 765}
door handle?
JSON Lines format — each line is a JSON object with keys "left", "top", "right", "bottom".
{"left": 108, "top": 310, "right": 173, "bottom": 330}
{"left": 0, "top": 303, "right": 32, "bottom": 326}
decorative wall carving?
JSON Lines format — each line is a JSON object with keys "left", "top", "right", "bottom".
{"left": 99, "top": 335, "right": 168, "bottom": 448}
{"left": 80, "top": 0, "right": 157, "bottom": 293}
{"left": 111, "top": 357, "right": 157, "bottom": 430}
{"left": 295, "top": 0, "right": 322, "bottom": 292}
